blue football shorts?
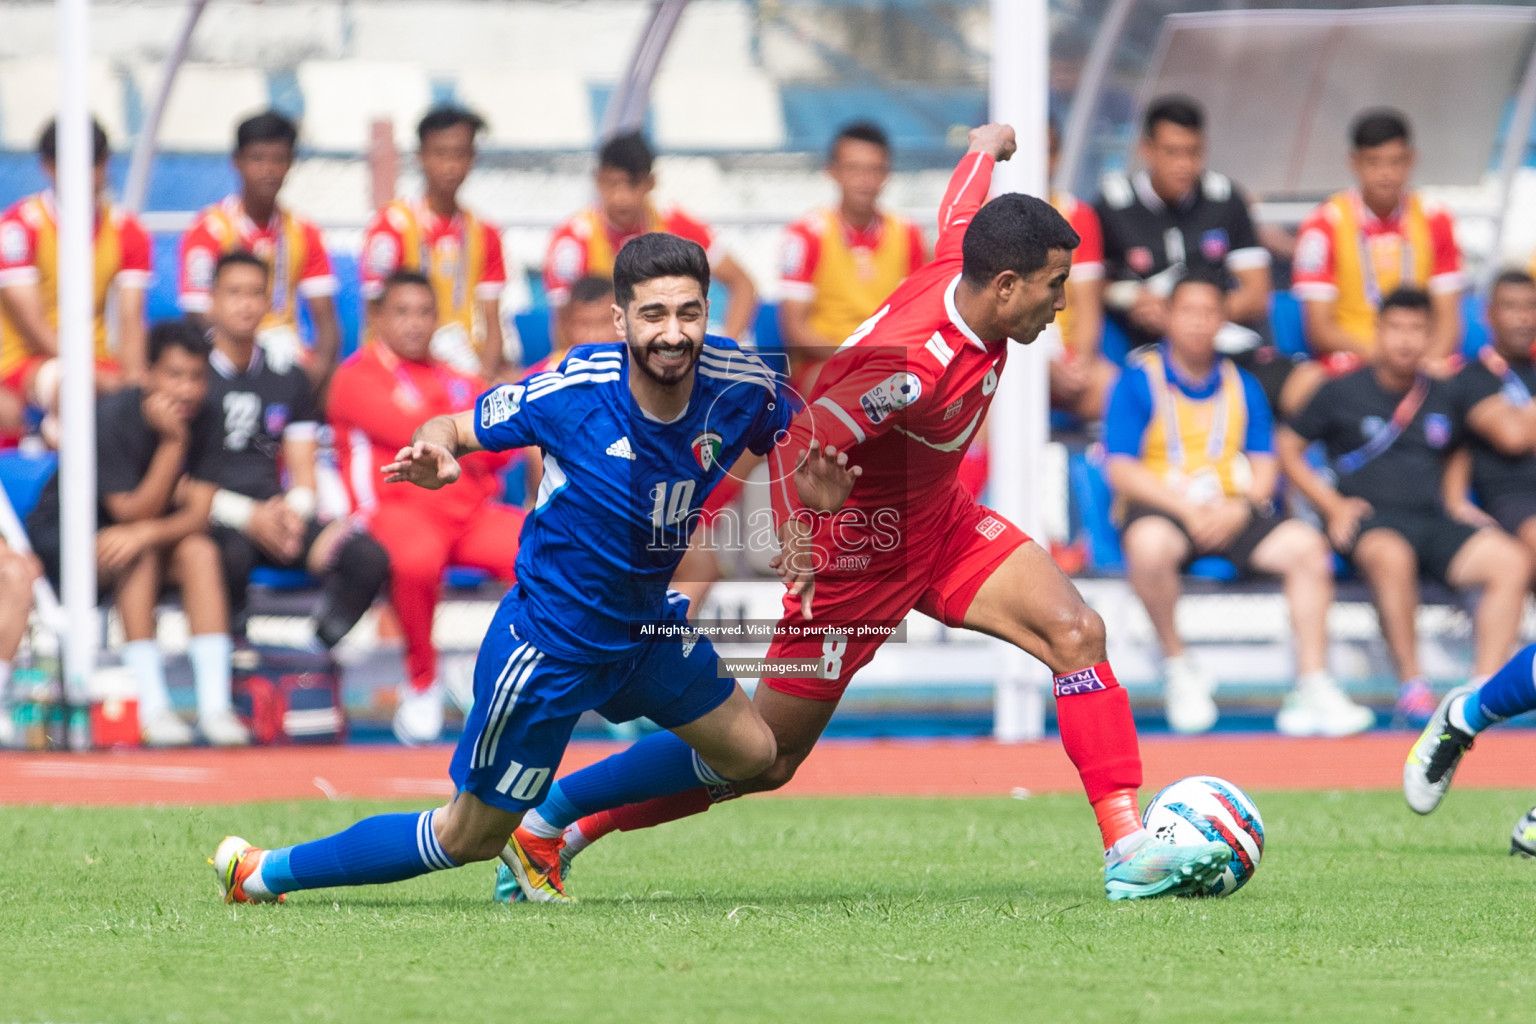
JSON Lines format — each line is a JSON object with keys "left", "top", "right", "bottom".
{"left": 448, "top": 596, "right": 731, "bottom": 812}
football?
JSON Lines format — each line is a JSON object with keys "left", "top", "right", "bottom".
{"left": 1142, "top": 776, "right": 1266, "bottom": 896}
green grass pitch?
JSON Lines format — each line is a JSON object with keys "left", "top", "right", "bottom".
{"left": 2, "top": 792, "right": 1534, "bottom": 1023}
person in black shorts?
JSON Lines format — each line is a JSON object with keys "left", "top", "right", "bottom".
{"left": 1448, "top": 270, "right": 1536, "bottom": 552}
{"left": 1280, "top": 288, "right": 1530, "bottom": 725}
{"left": 201, "top": 252, "right": 390, "bottom": 649}
{"left": 26, "top": 321, "right": 247, "bottom": 747}
{"left": 1095, "top": 96, "right": 1300, "bottom": 413}
{"left": 1104, "top": 276, "right": 1369, "bottom": 737}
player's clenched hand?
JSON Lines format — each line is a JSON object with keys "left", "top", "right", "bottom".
{"left": 383, "top": 441, "right": 461, "bottom": 490}
{"left": 967, "top": 123, "right": 1017, "bottom": 163}
{"left": 771, "top": 515, "right": 820, "bottom": 621}
{"left": 793, "top": 442, "right": 862, "bottom": 513}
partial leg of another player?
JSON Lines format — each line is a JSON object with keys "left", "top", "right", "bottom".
{"left": 1405, "top": 642, "right": 1536, "bottom": 815}
{"left": 958, "top": 539, "right": 1231, "bottom": 899}
{"left": 499, "top": 681, "right": 787, "bottom": 903}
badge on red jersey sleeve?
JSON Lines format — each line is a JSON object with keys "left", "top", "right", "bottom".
{"left": 859, "top": 371, "right": 923, "bottom": 425}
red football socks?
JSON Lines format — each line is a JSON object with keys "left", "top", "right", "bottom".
{"left": 1052, "top": 661, "right": 1144, "bottom": 836}
{"left": 573, "top": 788, "right": 721, "bottom": 843}
{"left": 1091, "top": 789, "right": 1143, "bottom": 850}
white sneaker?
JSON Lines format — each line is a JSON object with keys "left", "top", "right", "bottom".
{"left": 441, "top": 656, "right": 475, "bottom": 715}
{"left": 1275, "top": 678, "right": 1375, "bottom": 737}
{"left": 0, "top": 705, "right": 15, "bottom": 748}
{"left": 199, "top": 710, "right": 252, "bottom": 748}
{"left": 141, "top": 711, "right": 195, "bottom": 747}
{"left": 393, "top": 682, "right": 445, "bottom": 746}
{"left": 1163, "top": 653, "right": 1218, "bottom": 734}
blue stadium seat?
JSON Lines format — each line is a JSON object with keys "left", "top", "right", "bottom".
{"left": 1100, "top": 316, "right": 1133, "bottom": 366}
{"left": 778, "top": 85, "right": 985, "bottom": 158}
{"left": 249, "top": 566, "right": 315, "bottom": 590}
{"left": 1068, "top": 449, "right": 1123, "bottom": 572}
{"left": 0, "top": 450, "right": 57, "bottom": 519}
{"left": 514, "top": 310, "right": 552, "bottom": 367}
{"left": 1269, "top": 291, "right": 1307, "bottom": 358}
{"left": 444, "top": 566, "right": 489, "bottom": 589}
{"left": 1462, "top": 290, "right": 1490, "bottom": 360}
{"left": 147, "top": 232, "right": 181, "bottom": 322}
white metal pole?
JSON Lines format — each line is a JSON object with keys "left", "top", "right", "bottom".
{"left": 58, "top": 0, "right": 98, "bottom": 713}
{"left": 989, "top": 0, "right": 1051, "bottom": 743}
{"left": 122, "top": 0, "right": 211, "bottom": 214}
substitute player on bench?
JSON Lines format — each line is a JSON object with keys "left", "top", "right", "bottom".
{"left": 498, "top": 125, "right": 1231, "bottom": 904}
{"left": 211, "top": 234, "right": 859, "bottom": 905}
{"left": 362, "top": 105, "right": 509, "bottom": 381}
{"left": 179, "top": 111, "right": 340, "bottom": 392}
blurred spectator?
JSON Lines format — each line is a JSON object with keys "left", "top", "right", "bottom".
{"left": 1095, "top": 97, "right": 1293, "bottom": 412}
{"left": 201, "top": 252, "right": 390, "bottom": 650}
{"left": 25, "top": 321, "right": 248, "bottom": 747}
{"left": 1105, "top": 276, "right": 1370, "bottom": 737}
{"left": 1046, "top": 119, "right": 1113, "bottom": 423}
{"left": 1447, "top": 271, "right": 1536, "bottom": 565}
{"left": 522, "top": 274, "right": 615, "bottom": 500}
{"left": 1292, "top": 109, "right": 1463, "bottom": 384}
{"left": 0, "top": 117, "right": 148, "bottom": 439}
{"left": 179, "top": 111, "right": 340, "bottom": 394}
{"left": 1279, "top": 289, "right": 1527, "bottom": 725}
{"left": 329, "top": 271, "right": 523, "bottom": 745}
{"left": 544, "top": 131, "right": 756, "bottom": 348}
{"left": 778, "top": 121, "right": 926, "bottom": 394}
{"left": 362, "top": 105, "right": 509, "bottom": 381}
{"left": 0, "top": 539, "right": 40, "bottom": 748}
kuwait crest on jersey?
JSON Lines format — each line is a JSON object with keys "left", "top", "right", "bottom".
{"left": 691, "top": 431, "right": 724, "bottom": 471}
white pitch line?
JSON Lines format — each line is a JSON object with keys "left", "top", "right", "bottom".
{"left": 18, "top": 762, "right": 213, "bottom": 783}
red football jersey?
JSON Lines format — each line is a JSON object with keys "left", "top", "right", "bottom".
{"left": 328, "top": 341, "right": 506, "bottom": 523}
{"left": 768, "top": 150, "right": 1009, "bottom": 550}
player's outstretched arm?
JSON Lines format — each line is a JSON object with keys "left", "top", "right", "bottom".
{"left": 792, "top": 441, "right": 862, "bottom": 513}
{"left": 383, "top": 411, "right": 482, "bottom": 490}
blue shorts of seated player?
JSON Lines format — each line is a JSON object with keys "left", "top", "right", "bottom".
{"left": 448, "top": 594, "right": 729, "bottom": 814}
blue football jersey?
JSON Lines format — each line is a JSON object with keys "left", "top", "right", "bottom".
{"left": 473, "top": 337, "right": 793, "bottom": 663}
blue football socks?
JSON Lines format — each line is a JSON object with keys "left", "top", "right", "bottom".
{"left": 521, "top": 731, "right": 731, "bottom": 838}
{"left": 1460, "top": 643, "right": 1536, "bottom": 735}
{"left": 259, "top": 808, "right": 459, "bottom": 896}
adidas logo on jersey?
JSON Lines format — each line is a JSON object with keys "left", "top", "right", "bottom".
{"left": 606, "top": 437, "right": 636, "bottom": 460}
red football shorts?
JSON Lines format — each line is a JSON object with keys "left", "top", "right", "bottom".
{"left": 762, "top": 488, "right": 1030, "bottom": 702}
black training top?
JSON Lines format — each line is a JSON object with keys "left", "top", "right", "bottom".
{"left": 202, "top": 344, "right": 320, "bottom": 501}
{"left": 1095, "top": 169, "right": 1270, "bottom": 349}
{"left": 1288, "top": 367, "right": 1461, "bottom": 515}
{"left": 29, "top": 386, "right": 221, "bottom": 530}
{"left": 1453, "top": 355, "right": 1536, "bottom": 506}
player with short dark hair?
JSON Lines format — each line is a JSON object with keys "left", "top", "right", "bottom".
{"left": 179, "top": 110, "right": 340, "bottom": 392}
{"left": 1280, "top": 288, "right": 1528, "bottom": 725}
{"left": 26, "top": 320, "right": 245, "bottom": 747}
{"left": 1094, "top": 96, "right": 1284, "bottom": 411}
{"left": 1292, "top": 108, "right": 1463, "bottom": 386}
{"left": 201, "top": 251, "right": 390, "bottom": 653}
{"left": 497, "top": 126, "right": 1232, "bottom": 906}
{"left": 0, "top": 116, "right": 151, "bottom": 434}
{"left": 544, "top": 131, "right": 757, "bottom": 349}
{"left": 361, "top": 104, "right": 509, "bottom": 381}
{"left": 778, "top": 120, "right": 926, "bottom": 392}
{"left": 210, "top": 232, "right": 858, "bottom": 906}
